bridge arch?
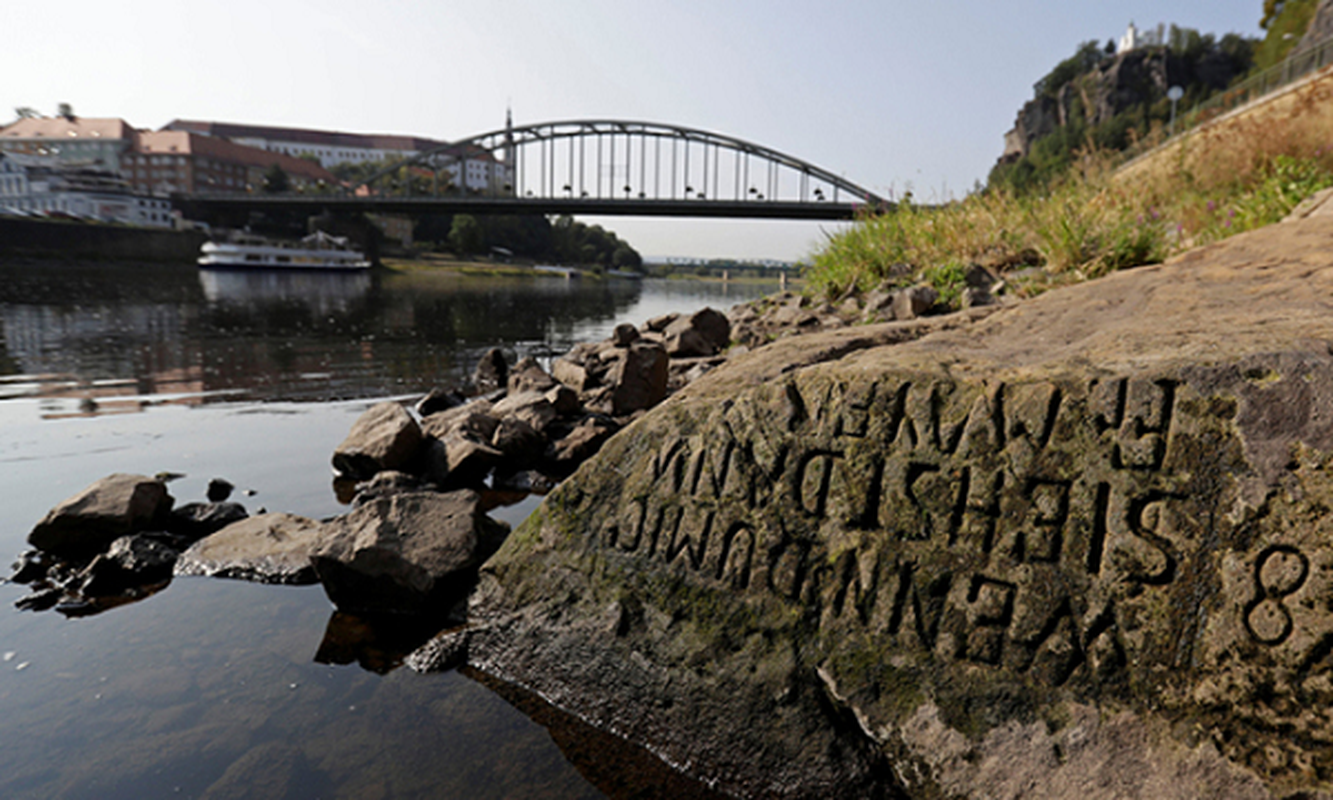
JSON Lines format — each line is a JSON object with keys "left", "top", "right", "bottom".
{"left": 355, "top": 120, "right": 887, "bottom": 209}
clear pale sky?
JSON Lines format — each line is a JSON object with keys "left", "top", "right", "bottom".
{"left": 3, "top": 1, "right": 1265, "bottom": 260}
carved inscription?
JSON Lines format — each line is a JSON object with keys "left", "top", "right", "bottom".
{"left": 1245, "top": 545, "right": 1310, "bottom": 645}
{"left": 591, "top": 375, "right": 1202, "bottom": 687}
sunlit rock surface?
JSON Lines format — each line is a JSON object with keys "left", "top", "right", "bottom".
{"left": 442, "top": 215, "right": 1333, "bottom": 798}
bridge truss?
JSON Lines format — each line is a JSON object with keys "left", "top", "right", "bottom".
{"left": 355, "top": 120, "right": 889, "bottom": 212}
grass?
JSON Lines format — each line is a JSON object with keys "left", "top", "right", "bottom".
{"left": 806, "top": 71, "right": 1333, "bottom": 305}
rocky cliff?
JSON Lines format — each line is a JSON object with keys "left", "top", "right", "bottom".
{"left": 420, "top": 210, "right": 1333, "bottom": 797}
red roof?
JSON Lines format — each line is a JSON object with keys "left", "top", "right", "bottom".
{"left": 134, "top": 131, "right": 336, "bottom": 182}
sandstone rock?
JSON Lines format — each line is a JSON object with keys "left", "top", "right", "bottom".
{"left": 490, "top": 391, "right": 558, "bottom": 434}
{"left": 422, "top": 434, "right": 504, "bottom": 488}
{"left": 416, "top": 387, "right": 467, "bottom": 417}
{"left": 331, "top": 402, "right": 423, "bottom": 480}
{"left": 311, "top": 490, "right": 509, "bottom": 615}
{"left": 643, "top": 313, "right": 679, "bottom": 333}
{"left": 492, "top": 469, "right": 559, "bottom": 495}
{"left": 547, "top": 416, "right": 620, "bottom": 471}
{"left": 508, "top": 357, "right": 557, "bottom": 394}
{"left": 351, "top": 470, "right": 427, "bottom": 506}
{"left": 664, "top": 327, "right": 716, "bottom": 358}
{"left": 463, "top": 215, "right": 1333, "bottom": 798}
{"left": 491, "top": 416, "right": 545, "bottom": 466}
{"left": 80, "top": 534, "right": 177, "bottom": 596}
{"left": 420, "top": 406, "right": 498, "bottom": 442}
{"left": 29, "top": 474, "right": 174, "bottom": 559}
{"left": 609, "top": 341, "right": 668, "bottom": 416}
{"left": 961, "top": 285, "right": 997, "bottom": 308}
{"left": 473, "top": 347, "right": 509, "bottom": 394}
{"left": 891, "top": 283, "right": 938, "bottom": 319}
{"left": 612, "top": 323, "right": 640, "bottom": 347}
{"left": 174, "top": 513, "right": 324, "bottom": 585}
{"left": 546, "top": 384, "right": 582, "bottom": 416}
{"left": 663, "top": 308, "right": 731, "bottom": 354}
{"left": 552, "top": 357, "right": 595, "bottom": 392}
{"left": 206, "top": 478, "right": 234, "bottom": 502}
{"left": 166, "top": 502, "right": 249, "bottom": 541}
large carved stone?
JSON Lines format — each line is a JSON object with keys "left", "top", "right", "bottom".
{"left": 446, "top": 215, "right": 1333, "bottom": 798}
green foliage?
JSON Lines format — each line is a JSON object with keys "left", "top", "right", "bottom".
{"left": 1252, "top": 0, "right": 1319, "bottom": 71}
{"left": 448, "top": 214, "right": 484, "bottom": 255}
{"left": 921, "top": 261, "right": 969, "bottom": 307}
{"left": 1215, "top": 155, "right": 1333, "bottom": 234}
{"left": 261, "top": 163, "right": 290, "bottom": 194}
{"left": 1034, "top": 40, "right": 1107, "bottom": 99}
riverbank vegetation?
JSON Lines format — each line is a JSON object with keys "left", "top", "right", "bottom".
{"left": 807, "top": 4, "right": 1333, "bottom": 305}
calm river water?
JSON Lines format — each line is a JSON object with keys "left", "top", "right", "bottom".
{"left": 0, "top": 260, "right": 776, "bottom": 799}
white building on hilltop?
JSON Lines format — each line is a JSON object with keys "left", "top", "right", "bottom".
{"left": 1118, "top": 21, "right": 1166, "bottom": 54}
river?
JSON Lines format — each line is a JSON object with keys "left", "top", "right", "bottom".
{"left": 0, "top": 260, "right": 776, "bottom": 799}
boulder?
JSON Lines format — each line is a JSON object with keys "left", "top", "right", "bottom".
{"left": 611, "top": 323, "right": 640, "bottom": 347}
{"left": 461, "top": 216, "right": 1333, "bottom": 798}
{"left": 331, "top": 402, "right": 423, "bottom": 480}
{"left": 508, "top": 357, "right": 558, "bottom": 394}
{"left": 80, "top": 534, "right": 178, "bottom": 596}
{"left": 166, "top": 501, "right": 249, "bottom": 541}
{"left": 351, "top": 470, "right": 427, "bottom": 506}
{"left": 546, "top": 384, "right": 582, "bottom": 416}
{"left": 663, "top": 307, "right": 731, "bottom": 353}
{"left": 891, "top": 284, "right": 938, "bottom": 319}
{"left": 310, "top": 490, "right": 510, "bottom": 615}
{"left": 490, "top": 391, "right": 558, "bottom": 433}
{"left": 552, "top": 357, "right": 595, "bottom": 393}
{"left": 206, "top": 478, "right": 235, "bottom": 502}
{"left": 664, "top": 327, "right": 716, "bottom": 358}
{"left": 415, "top": 387, "right": 467, "bottom": 417}
{"left": 547, "top": 416, "right": 620, "bottom": 471}
{"left": 174, "top": 512, "right": 325, "bottom": 585}
{"left": 608, "top": 341, "right": 668, "bottom": 416}
{"left": 28, "top": 474, "right": 174, "bottom": 559}
{"left": 472, "top": 347, "right": 509, "bottom": 394}
{"left": 643, "top": 313, "right": 679, "bottom": 333}
{"left": 490, "top": 416, "right": 545, "bottom": 466}
{"left": 422, "top": 434, "right": 504, "bottom": 488}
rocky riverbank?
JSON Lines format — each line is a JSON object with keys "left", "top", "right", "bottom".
{"left": 24, "top": 210, "right": 1333, "bottom": 797}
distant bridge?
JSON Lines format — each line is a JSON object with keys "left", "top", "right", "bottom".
{"left": 174, "top": 120, "right": 890, "bottom": 221}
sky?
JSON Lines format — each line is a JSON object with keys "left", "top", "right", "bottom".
{"left": 2, "top": 1, "right": 1266, "bottom": 260}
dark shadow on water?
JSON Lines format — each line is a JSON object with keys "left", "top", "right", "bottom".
{"left": 465, "top": 667, "right": 733, "bottom": 800}
{"left": 314, "top": 609, "right": 459, "bottom": 674}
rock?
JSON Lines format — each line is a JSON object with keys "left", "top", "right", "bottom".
{"left": 331, "top": 402, "right": 423, "bottom": 481}
{"left": 473, "top": 347, "right": 510, "bottom": 394}
{"left": 664, "top": 327, "right": 716, "bottom": 358}
{"left": 508, "top": 357, "right": 557, "bottom": 394}
{"left": 490, "top": 416, "right": 545, "bottom": 466}
{"left": 891, "top": 283, "right": 938, "bottom": 319}
{"left": 608, "top": 341, "right": 668, "bottom": 416}
{"left": 664, "top": 308, "right": 731, "bottom": 353}
{"left": 490, "top": 391, "right": 558, "bottom": 434}
{"left": 28, "top": 474, "right": 174, "bottom": 560}
{"left": 14, "top": 587, "right": 61, "bottom": 612}
{"left": 422, "top": 434, "right": 504, "bottom": 488}
{"left": 964, "top": 262, "right": 999, "bottom": 289}
{"left": 961, "top": 285, "right": 997, "bottom": 308}
{"left": 492, "top": 469, "right": 559, "bottom": 495}
{"left": 552, "top": 357, "right": 595, "bottom": 393}
{"left": 546, "top": 384, "right": 582, "bottom": 416}
{"left": 9, "top": 550, "right": 50, "bottom": 584}
{"left": 643, "top": 313, "right": 679, "bottom": 333}
{"left": 166, "top": 502, "right": 249, "bottom": 541}
{"left": 420, "top": 406, "right": 498, "bottom": 442}
{"left": 174, "top": 513, "right": 325, "bottom": 585}
{"left": 415, "top": 387, "right": 467, "bottom": 417}
{"left": 310, "top": 490, "right": 510, "bottom": 615}
{"left": 547, "top": 417, "right": 619, "bottom": 471}
{"left": 80, "top": 535, "right": 177, "bottom": 596}
{"left": 351, "top": 470, "right": 426, "bottom": 506}
{"left": 464, "top": 216, "right": 1333, "bottom": 798}
{"left": 206, "top": 478, "right": 234, "bottom": 502}
{"left": 611, "top": 323, "right": 640, "bottom": 347}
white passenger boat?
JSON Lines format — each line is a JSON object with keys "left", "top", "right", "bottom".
{"left": 198, "top": 231, "right": 371, "bottom": 270}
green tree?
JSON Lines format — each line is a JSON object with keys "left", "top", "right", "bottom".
{"left": 262, "top": 164, "right": 290, "bottom": 194}
{"left": 449, "top": 214, "right": 484, "bottom": 255}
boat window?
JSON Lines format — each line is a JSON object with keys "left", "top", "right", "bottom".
{"left": 245, "top": 254, "right": 262, "bottom": 262}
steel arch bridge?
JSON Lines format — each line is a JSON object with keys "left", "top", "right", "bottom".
{"left": 350, "top": 119, "right": 890, "bottom": 217}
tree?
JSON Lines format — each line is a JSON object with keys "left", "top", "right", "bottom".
{"left": 57, "top": 102, "right": 74, "bottom": 120}
{"left": 262, "top": 164, "right": 290, "bottom": 194}
{"left": 13, "top": 107, "right": 37, "bottom": 121}
{"left": 448, "top": 214, "right": 484, "bottom": 256}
